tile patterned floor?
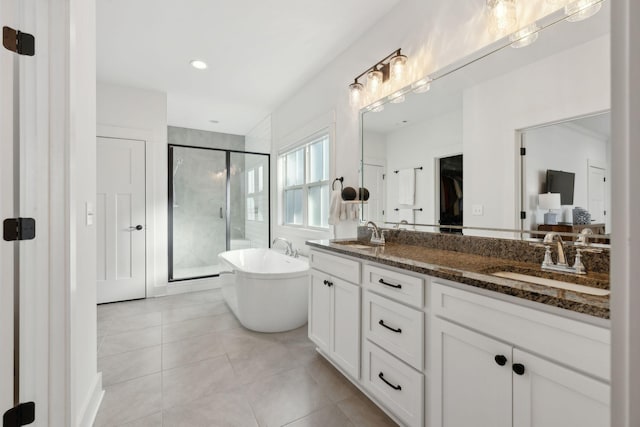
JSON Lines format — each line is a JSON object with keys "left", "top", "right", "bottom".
{"left": 95, "top": 289, "right": 398, "bottom": 427}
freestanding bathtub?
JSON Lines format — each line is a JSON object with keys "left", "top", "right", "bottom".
{"left": 218, "top": 248, "right": 309, "bottom": 333}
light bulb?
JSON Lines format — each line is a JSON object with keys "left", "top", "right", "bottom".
{"left": 348, "top": 82, "right": 364, "bottom": 107}
{"left": 412, "top": 78, "right": 432, "bottom": 94}
{"left": 486, "top": 0, "right": 517, "bottom": 36}
{"left": 565, "top": 0, "right": 601, "bottom": 22}
{"left": 367, "top": 69, "right": 384, "bottom": 97}
{"left": 390, "top": 54, "right": 408, "bottom": 83}
{"left": 509, "top": 23, "right": 540, "bottom": 48}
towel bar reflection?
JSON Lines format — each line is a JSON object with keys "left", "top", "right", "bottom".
{"left": 394, "top": 167, "right": 423, "bottom": 173}
{"left": 394, "top": 208, "right": 422, "bottom": 211}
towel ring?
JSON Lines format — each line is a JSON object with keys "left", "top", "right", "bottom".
{"left": 332, "top": 177, "right": 344, "bottom": 191}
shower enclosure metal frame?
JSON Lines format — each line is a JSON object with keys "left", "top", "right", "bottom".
{"left": 168, "top": 144, "right": 271, "bottom": 282}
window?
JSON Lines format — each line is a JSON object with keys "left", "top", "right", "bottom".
{"left": 280, "top": 132, "right": 330, "bottom": 229}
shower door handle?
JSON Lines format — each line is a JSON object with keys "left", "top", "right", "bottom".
{"left": 220, "top": 207, "right": 223, "bottom": 219}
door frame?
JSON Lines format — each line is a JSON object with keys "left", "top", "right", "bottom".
{"left": 97, "top": 125, "right": 153, "bottom": 298}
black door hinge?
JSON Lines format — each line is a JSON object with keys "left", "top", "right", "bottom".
{"left": 3, "top": 218, "right": 36, "bottom": 241}
{"left": 3, "top": 402, "right": 35, "bottom": 427}
{"left": 520, "top": 211, "right": 526, "bottom": 219}
{"left": 2, "top": 27, "right": 35, "bottom": 56}
{"left": 520, "top": 147, "right": 526, "bottom": 156}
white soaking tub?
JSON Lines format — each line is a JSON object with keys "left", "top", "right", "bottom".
{"left": 218, "top": 248, "right": 309, "bottom": 332}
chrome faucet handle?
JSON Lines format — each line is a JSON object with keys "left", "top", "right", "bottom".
{"left": 542, "top": 245, "right": 554, "bottom": 267}
{"left": 572, "top": 248, "right": 587, "bottom": 274}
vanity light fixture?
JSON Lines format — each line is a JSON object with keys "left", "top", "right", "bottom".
{"left": 348, "top": 48, "right": 408, "bottom": 107}
{"left": 370, "top": 101, "right": 385, "bottom": 113}
{"left": 190, "top": 59, "right": 208, "bottom": 70}
{"left": 389, "top": 91, "right": 406, "bottom": 104}
{"left": 509, "top": 23, "right": 540, "bottom": 48}
{"left": 486, "top": 0, "right": 518, "bottom": 36}
{"left": 564, "top": 0, "right": 602, "bottom": 22}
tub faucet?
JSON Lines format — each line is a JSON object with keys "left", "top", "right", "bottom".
{"left": 272, "top": 237, "right": 298, "bottom": 257}
{"left": 366, "top": 221, "right": 385, "bottom": 245}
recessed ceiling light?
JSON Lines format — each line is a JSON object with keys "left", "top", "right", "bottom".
{"left": 209, "top": 120, "right": 219, "bottom": 124}
{"left": 190, "top": 59, "right": 208, "bottom": 70}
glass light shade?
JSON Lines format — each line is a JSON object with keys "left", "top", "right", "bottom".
{"left": 389, "top": 92, "right": 406, "bottom": 104}
{"left": 371, "top": 102, "right": 385, "bottom": 113}
{"left": 390, "top": 54, "right": 408, "bottom": 82}
{"left": 367, "top": 69, "right": 384, "bottom": 97}
{"left": 412, "top": 78, "right": 432, "bottom": 94}
{"left": 538, "top": 193, "right": 562, "bottom": 210}
{"left": 348, "top": 82, "right": 364, "bottom": 107}
{"left": 565, "top": 0, "right": 601, "bottom": 22}
{"left": 509, "top": 23, "right": 540, "bottom": 48}
{"left": 486, "top": 0, "right": 517, "bottom": 36}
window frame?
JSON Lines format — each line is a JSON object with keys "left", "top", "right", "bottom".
{"left": 279, "top": 130, "right": 331, "bottom": 230}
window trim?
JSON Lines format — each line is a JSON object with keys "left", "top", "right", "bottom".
{"left": 279, "top": 129, "right": 331, "bottom": 230}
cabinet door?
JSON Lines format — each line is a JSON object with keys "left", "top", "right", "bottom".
{"left": 309, "top": 270, "right": 332, "bottom": 352}
{"left": 431, "top": 318, "right": 512, "bottom": 427}
{"left": 331, "top": 278, "right": 361, "bottom": 379}
{"left": 512, "top": 349, "right": 610, "bottom": 427}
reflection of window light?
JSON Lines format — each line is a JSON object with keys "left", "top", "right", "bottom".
{"left": 247, "top": 197, "right": 255, "bottom": 221}
{"left": 248, "top": 169, "right": 255, "bottom": 194}
{"left": 258, "top": 166, "right": 264, "bottom": 192}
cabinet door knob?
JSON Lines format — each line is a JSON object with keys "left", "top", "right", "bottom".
{"left": 513, "top": 363, "right": 526, "bottom": 375}
{"left": 327, "top": 281, "right": 333, "bottom": 287}
{"left": 494, "top": 355, "right": 507, "bottom": 366}
{"left": 323, "top": 280, "right": 328, "bottom": 285}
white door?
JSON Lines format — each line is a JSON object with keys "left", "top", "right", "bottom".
{"left": 97, "top": 137, "right": 146, "bottom": 303}
{"left": 362, "top": 163, "right": 385, "bottom": 222}
{"left": 431, "top": 318, "right": 512, "bottom": 427}
{"left": 308, "top": 270, "right": 331, "bottom": 352}
{"left": 512, "top": 349, "right": 610, "bottom": 427}
{"left": 1, "top": 0, "right": 18, "bottom": 410}
{"left": 331, "top": 278, "right": 361, "bottom": 379}
{"left": 588, "top": 164, "right": 606, "bottom": 224}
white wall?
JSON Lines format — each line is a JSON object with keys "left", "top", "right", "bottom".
{"left": 245, "top": 115, "right": 272, "bottom": 154}
{"left": 524, "top": 123, "right": 608, "bottom": 228}
{"left": 463, "top": 34, "right": 610, "bottom": 234}
{"left": 97, "top": 82, "right": 169, "bottom": 296}
{"left": 270, "top": 0, "right": 564, "bottom": 242}
{"left": 384, "top": 109, "right": 462, "bottom": 225}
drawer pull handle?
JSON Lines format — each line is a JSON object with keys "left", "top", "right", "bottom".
{"left": 378, "top": 372, "right": 402, "bottom": 390}
{"left": 378, "top": 278, "right": 402, "bottom": 289}
{"left": 513, "top": 363, "right": 526, "bottom": 376}
{"left": 494, "top": 355, "right": 507, "bottom": 366}
{"left": 378, "top": 319, "right": 402, "bottom": 333}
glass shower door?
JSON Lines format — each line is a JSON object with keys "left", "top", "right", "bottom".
{"left": 169, "top": 146, "right": 228, "bottom": 280}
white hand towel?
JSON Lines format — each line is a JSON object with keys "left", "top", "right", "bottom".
{"left": 398, "top": 208, "right": 414, "bottom": 228}
{"left": 397, "top": 169, "right": 415, "bottom": 205}
{"left": 328, "top": 188, "right": 342, "bottom": 225}
{"left": 339, "top": 200, "right": 347, "bottom": 221}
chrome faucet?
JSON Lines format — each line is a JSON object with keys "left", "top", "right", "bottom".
{"left": 394, "top": 220, "right": 409, "bottom": 229}
{"left": 272, "top": 237, "right": 298, "bottom": 257}
{"left": 538, "top": 231, "right": 601, "bottom": 275}
{"left": 365, "top": 221, "right": 385, "bottom": 245}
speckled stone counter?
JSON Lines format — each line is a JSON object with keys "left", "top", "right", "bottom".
{"left": 306, "top": 239, "right": 610, "bottom": 319}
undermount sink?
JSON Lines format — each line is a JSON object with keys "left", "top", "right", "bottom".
{"left": 332, "top": 240, "right": 379, "bottom": 250}
{"left": 491, "top": 271, "right": 610, "bottom": 297}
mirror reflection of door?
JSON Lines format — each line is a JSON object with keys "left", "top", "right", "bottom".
{"left": 362, "top": 162, "right": 385, "bottom": 223}
{"left": 439, "top": 155, "right": 463, "bottom": 233}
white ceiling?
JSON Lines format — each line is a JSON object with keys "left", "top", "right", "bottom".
{"left": 97, "top": 0, "right": 401, "bottom": 135}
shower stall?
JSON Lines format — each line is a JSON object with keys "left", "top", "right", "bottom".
{"left": 168, "top": 144, "right": 270, "bottom": 281}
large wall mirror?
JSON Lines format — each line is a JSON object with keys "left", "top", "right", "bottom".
{"left": 360, "top": 2, "right": 610, "bottom": 242}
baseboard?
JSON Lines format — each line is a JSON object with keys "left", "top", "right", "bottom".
{"left": 167, "top": 277, "right": 222, "bottom": 295}
{"left": 78, "top": 372, "right": 104, "bottom": 427}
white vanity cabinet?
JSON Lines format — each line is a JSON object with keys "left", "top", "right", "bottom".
{"left": 308, "top": 250, "right": 361, "bottom": 379}
{"left": 430, "top": 282, "right": 611, "bottom": 427}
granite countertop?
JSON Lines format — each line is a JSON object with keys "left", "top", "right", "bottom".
{"left": 307, "top": 239, "right": 610, "bottom": 319}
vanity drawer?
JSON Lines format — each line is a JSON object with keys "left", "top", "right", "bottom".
{"left": 309, "top": 250, "right": 360, "bottom": 284}
{"left": 431, "top": 282, "right": 611, "bottom": 382}
{"left": 364, "top": 291, "right": 424, "bottom": 370}
{"left": 363, "top": 340, "right": 424, "bottom": 427}
{"left": 363, "top": 264, "right": 424, "bottom": 308}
